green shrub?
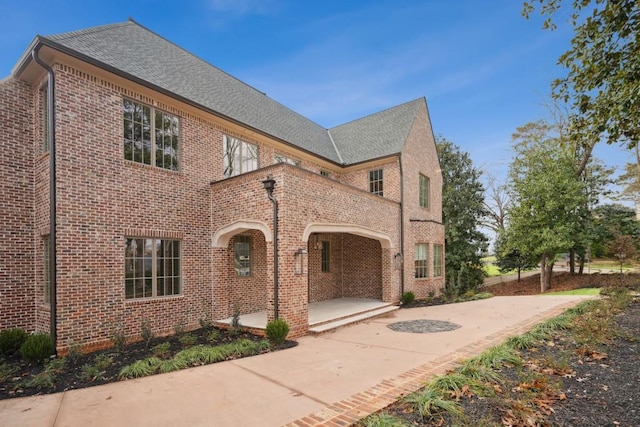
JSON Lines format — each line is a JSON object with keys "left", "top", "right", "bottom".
{"left": 140, "top": 318, "right": 155, "bottom": 349}
{"left": 80, "top": 363, "right": 101, "bottom": 382}
{"left": 265, "top": 318, "right": 290, "bottom": 346}
{"left": 179, "top": 333, "right": 198, "bottom": 347}
{"left": 401, "top": 291, "right": 415, "bottom": 305}
{"left": 0, "top": 328, "right": 29, "bottom": 355}
{"left": 20, "top": 333, "right": 55, "bottom": 364}
{"left": 94, "top": 354, "right": 113, "bottom": 371}
{"left": 152, "top": 342, "right": 172, "bottom": 359}
{"left": 206, "top": 329, "right": 220, "bottom": 344}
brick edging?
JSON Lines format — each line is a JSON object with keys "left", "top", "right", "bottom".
{"left": 284, "top": 299, "right": 584, "bottom": 427}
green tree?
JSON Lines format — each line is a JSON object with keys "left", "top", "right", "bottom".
{"left": 591, "top": 203, "right": 640, "bottom": 257}
{"left": 606, "top": 234, "right": 638, "bottom": 273}
{"left": 523, "top": 0, "right": 640, "bottom": 173}
{"left": 436, "top": 136, "right": 488, "bottom": 294}
{"left": 494, "top": 232, "right": 537, "bottom": 282}
{"left": 505, "top": 121, "right": 587, "bottom": 291}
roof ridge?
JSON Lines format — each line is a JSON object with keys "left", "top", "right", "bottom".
{"left": 45, "top": 21, "right": 131, "bottom": 41}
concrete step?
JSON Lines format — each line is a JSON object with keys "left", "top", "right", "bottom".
{"left": 308, "top": 305, "right": 399, "bottom": 335}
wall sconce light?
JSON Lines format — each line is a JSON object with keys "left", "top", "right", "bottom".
{"left": 294, "top": 248, "right": 308, "bottom": 275}
{"left": 394, "top": 252, "right": 403, "bottom": 270}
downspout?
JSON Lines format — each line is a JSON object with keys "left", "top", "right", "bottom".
{"left": 32, "top": 46, "right": 57, "bottom": 350}
{"left": 262, "top": 178, "right": 279, "bottom": 319}
{"left": 399, "top": 155, "right": 405, "bottom": 297}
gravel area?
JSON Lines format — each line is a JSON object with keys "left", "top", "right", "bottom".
{"left": 387, "top": 319, "right": 461, "bottom": 333}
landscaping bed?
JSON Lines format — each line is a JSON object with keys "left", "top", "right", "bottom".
{"left": 0, "top": 326, "right": 295, "bottom": 400}
{"left": 484, "top": 272, "right": 640, "bottom": 296}
{"left": 362, "top": 289, "right": 640, "bottom": 426}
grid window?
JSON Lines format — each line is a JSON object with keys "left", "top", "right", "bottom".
{"left": 41, "top": 83, "right": 49, "bottom": 152}
{"left": 415, "top": 244, "right": 429, "bottom": 279}
{"left": 274, "top": 153, "right": 300, "bottom": 166}
{"left": 123, "top": 99, "right": 179, "bottom": 170}
{"left": 433, "top": 244, "right": 443, "bottom": 277}
{"left": 223, "top": 135, "right": 258, "bottom": 177}
{"left": 234, "top": 235, "right": 252, "bottom": 276}
{"left": 369, "top": 169, "right": 384, "bottom": 196}
{"left": 321, "top": 241, "right": 330, "bottom": 272}
{"left": 125, "top": 238, "right": 181, "bottom": 299}
{"left": 43, "top": 236, "right": 50, "bottom": 304}
{"left": 419, "top": 174, "right": 430, "bottom": 208}
{"left": 320, "top": 170, "right": 330, "bottom": 177}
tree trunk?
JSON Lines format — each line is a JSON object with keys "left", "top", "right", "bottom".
{"left": 545, "top": 261, "right": 554, "bottom": 290}
{"left": 569, "top": 248, "right": 576, "bottom": 274}
{"left": 517, "top": 266, "right": 521, "bottom": 282}
{"left": 540, "top": 256, "right": 547, "bottom": 293}
{"left": 578, "top": 256, "right": 585, "bottom": 275}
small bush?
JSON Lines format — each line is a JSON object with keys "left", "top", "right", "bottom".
{"left": 140, "top": 318, "right": 155, "bottom": 349}
{"left": 206, "top": 330, "right": 220, "bottom": 344}
{"left": 0, "top": 328, "right": 29, "bottom": 355}
{"left": 94, "top": 354, "right": 113, "bottom": 371}
{"left": 20, "top": 333, "right": 55, "bottom": 364}
{"left": 265, "top": 318, "right": 290, "bottom": 346}
{"left": 401, "top": 291, "right": 415, "bottom": 305}
{"left": 80, "top": 363, "right": 101, "bottom": 382}
{"left": 152, "top": 342, "right": 172, "bottom": 359}
{"left": 179, "top": 333, "right": 198, "bottom": 347}
{"left": 109, "top": 322, "right": 127, "bottom": 354}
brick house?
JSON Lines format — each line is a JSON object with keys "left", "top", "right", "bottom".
{"left": 0, "top": 19, "right": 445, "bottom": 352}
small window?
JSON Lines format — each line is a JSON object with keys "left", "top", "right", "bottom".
{"left": 123, "top": 99, "right": 180, "bottom": 170}
{"left": 125, "top": 238, "right": 181, "bottom": 299}
{"left": 40, "top": 83, "right": 49, "bottom": 152}
{"left": 321, "top": 241, "right": 330, "bottom": 272}
{"left": 419, "top": 174, "right": 430, "bottom": 208}
{"left": 369, "top": 169, "right": 383, "bottom": 196}
{"left": 320, "top": 170, "right": 330, "bottom": 177}
{"left": 43, "top": 236, "right": 51, "bottom": 304}
{"left": 433, "top": 244, "right": 443, "bottom": 277}
{"left": 415, "top": 244, "right": 429, "bottom": 279}
{"left": 274, "top": 153, "right": 300, "bottom": 166}
{"left": 223, "top": 135, "right": 258, "bottom": 177}
{"left": 234, "top": 235, "right": 252, "bottom": 277}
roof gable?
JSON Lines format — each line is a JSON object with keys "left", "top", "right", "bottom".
{"left": 329, "top": 98, "right": 424, "bottom": 164}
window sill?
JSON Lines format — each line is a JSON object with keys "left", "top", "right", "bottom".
{"left": 123, "top": 160, "right": 182, "bottom": 175}
{"left": 125, "top": 294, "right": 183, "bottom": 304}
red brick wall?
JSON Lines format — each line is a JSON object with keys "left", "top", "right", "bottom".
{"left": 308, "top": 233, "right": 343, "bottom": 303}
{"left": 401, "top": 102, "right": 446, "bottom": 298}
{"left": 339, "top": 159, "right": 401, "bottom": 202}
{"left": 0, "top": 77, "right": 35, "bottom": 332}
{"left": 225, "top": 231, "right": 268, "bottom": 316}
{"left": 342, "top": 234, "right": 382, "bottom": 300}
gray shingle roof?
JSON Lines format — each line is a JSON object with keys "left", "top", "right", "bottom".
{"left": 329, "top": 98, "right": 424, "bottom": 164}
{"left": 34, "top": 20, "right": 424, "bottom": 166}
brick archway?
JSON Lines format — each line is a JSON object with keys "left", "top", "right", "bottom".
{"left": 301, "top": 223, "right": 393, "bottom": 248}
{"left": 212, "top": 220, "right": 272, "bottom": 248}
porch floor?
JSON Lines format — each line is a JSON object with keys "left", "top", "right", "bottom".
{"left": 216, "top": 298, "right": 392, "bottom": 330}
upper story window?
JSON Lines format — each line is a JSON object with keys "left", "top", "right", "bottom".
{"left": 274, "top": 153, "right": 300, "bottom": 166}
{"left": 320, "top": 170, "right": 330, "bottom": 177}
{"left": 223, "top": 135, "right": 258, "bottom": 177}
{"left": 369, "top": 168, "right": 384, "bottom": 196}
{"left": 123, "top": 99, "right": 180, "bottom": 170}
{"left": 40, "top": 82, "right": 49, "bottom": 152}
{"left": 125, "top": 238, "right": 181, "bottom": 299}
{"left": 419, "top": 174, "right": 430, "bottom": 208}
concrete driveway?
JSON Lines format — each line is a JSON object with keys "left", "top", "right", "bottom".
{"left": 0, "top": 295, "right": 590, "bottom": 427}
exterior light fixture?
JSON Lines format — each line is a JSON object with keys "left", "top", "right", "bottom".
{"left": 394, "top": 252, "right": 403, "bottom": 270}
{"left": 294, "top": 248, "right": 308, "bottom": 275}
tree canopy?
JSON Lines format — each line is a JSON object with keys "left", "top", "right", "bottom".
{"left": 523, "top": 0, "right": 640, "bottom": 160}
{"left": 436, "top": 136, "right": 488, "bottom": 293}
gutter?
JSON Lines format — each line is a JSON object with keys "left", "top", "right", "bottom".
{"left": 31, "top": 46, "right": 57, "bottom": 351}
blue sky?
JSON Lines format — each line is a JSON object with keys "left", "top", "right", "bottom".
{"left": 0, "top": 0, "right": 632, "bottom": 190}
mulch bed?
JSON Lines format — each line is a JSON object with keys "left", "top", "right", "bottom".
{"left": 0, "top": 327, "right": 295, "bottom": 400}
{"left": 483, "top": 272, "right": 640, "bottom": 296}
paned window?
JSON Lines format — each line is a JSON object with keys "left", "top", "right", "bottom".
{"left": 125, "top": 238, "right": 181, "bottom": 299}
{"left": 41, "top": 83, "right": 49, "bottom": 152}
{"left": 123, "top": 99, "right": 179, "bottom": 170}
{"left": 234, "top": 235, "right": 252, "bottom": 276}
{"left": 419, "top": 174, "right": 430, "bottom": 208}
{"left": 433, "top": 244, "right": 443, "bottom": 277}
{"left": 321, "top": 241, "right": 330, "bottom": 272}
{"left": 320, "top": 170, "right": 330, "bottom": 177}
{"left": 415, "top": 244, "right": 429, "bottom": 278}
{"left": 274, "top": 153, "right": 300, "bottom": 166}
{"left": 369, "top": 169, "right": 384, "bottom": 196}
{"left": 223, "top": 135, "right": 258, "bottom": 177}
{"left": 43, "top": 236, "right": 50, "bottom": 304}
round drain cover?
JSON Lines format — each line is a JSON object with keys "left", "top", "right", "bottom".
{"left": 387, "top": 319, "right": 461, "bottom": 333}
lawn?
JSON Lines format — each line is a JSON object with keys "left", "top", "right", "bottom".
{"left": 543, "top": 287, "right": 601, "bottom": 295}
